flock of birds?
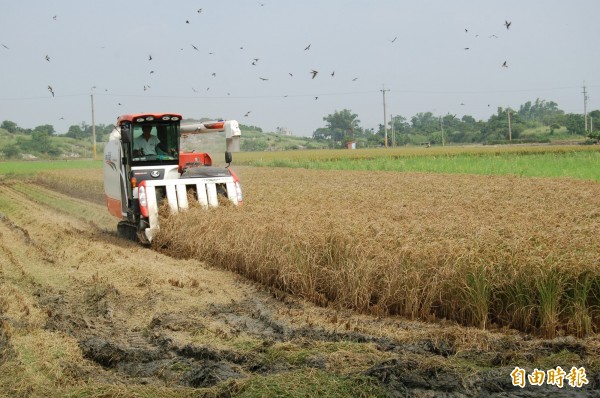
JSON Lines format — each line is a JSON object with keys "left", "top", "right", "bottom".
{"left": 1, "top": 5, "right": 514, "bottom": 121}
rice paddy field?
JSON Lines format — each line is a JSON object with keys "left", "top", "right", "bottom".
{"left": 17, "top": 144, "right": 599, "bottom": 338}
{"left": 2, "top": 144, "right": 600, "bottom": 396}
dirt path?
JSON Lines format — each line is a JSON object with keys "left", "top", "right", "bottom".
{"left": 0, "top": 180, "right": 599, "bottom": 397}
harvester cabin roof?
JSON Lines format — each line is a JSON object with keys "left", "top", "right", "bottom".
{"left": 117, "top": 113, "right": 183, "bottom": 124}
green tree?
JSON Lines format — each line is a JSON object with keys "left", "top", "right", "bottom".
{"left": 316, "top": 109, "right": 361, "bottom": 147}
{"left": 2, "top": 143, "right": 21, "bottom": 158}
{"left": 587, "top": 110, "right": 600, "bottom": 141}
{"left": 518, "top": 98, "right": 564, "bottom": 126}
{"left": 563, "top": 113, "right": 585, "bottom": 135}
{"left": 241, "top": 138, "right": 268, "bottom": 151}
{"left": 30, "top": 130, "right": 52, "bottom": 153}
{"left": 481, "top": 107, "right": 525, "bottom": 142}
{"left": 1, "top": 120, "right": 18, "bottom": 134}
{"left": 65, "top": 125, "right": 85, "bottom": 139}
{"left": 410, "top": 112, "right": 439, "bottom": 134}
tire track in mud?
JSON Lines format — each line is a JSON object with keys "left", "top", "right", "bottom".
{"left": 1, "top": 180, "right": 599, "bottom": 396}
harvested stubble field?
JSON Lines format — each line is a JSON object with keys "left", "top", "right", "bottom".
{"left": 1, "top": 162, "right": 600, "bottom": 397}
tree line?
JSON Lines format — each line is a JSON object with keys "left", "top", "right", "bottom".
{"left": 1, "top": 99, "right": 598, "bottom": 158}
{"left": 313, "top": 99, "right": 600, "bottom": 148}
{"left": 0, "top": 121, "right": 114, "bottom": 159}
{"left": 0, "top": 119, "right": 265, "bottom": 158}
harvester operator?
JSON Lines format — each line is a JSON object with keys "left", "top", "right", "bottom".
{"left": 133, "top": 125, "right": 160, "bottom": 156}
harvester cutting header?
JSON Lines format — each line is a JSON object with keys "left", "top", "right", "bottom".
{"left": 103, "top": 113, "right": 243, "bottom": 244}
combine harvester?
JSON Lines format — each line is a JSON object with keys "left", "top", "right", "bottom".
{"left": 103, "top": 113, "right": 243, "bottom": 243}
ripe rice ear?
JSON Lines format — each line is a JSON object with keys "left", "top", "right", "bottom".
{"left": 536, "top": 267, "right": 564, "bottom": 339}
{"left": 565, "top": 271, "right": 594, "bottom": 338}
{"left": 460, "top": 265, "right": 492, "bottom": 330}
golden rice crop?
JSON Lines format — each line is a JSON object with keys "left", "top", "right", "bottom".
{"left": 233, "top": 144, "right": 600, "bottom": 164}
{"left": 153, "top": 167, "right": 600, "bottom": 338}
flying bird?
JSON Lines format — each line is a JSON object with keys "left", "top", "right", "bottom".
{"left": 59, "top": 117, "right": 64, "bottom": 120}
{"left": 314, "top": 96, "right": 318, "bottom": 100}
{"left": 304, "top": 44, "right": 311, "bottom": 51}
{"left": 47, "top": 85, "right": 54, "bottom": 97}
{"left": 197, "top": 8, "right": 202, "bottom": 13}
{"left": 259, "top": 77, "right": 269, "bottom": 81}
{"left": 352, "top": 77, "right": 358, "bottom": 81}
{"left": 186, "top": 20, "right": 190, "bottom": 24}
{"left": 192, "top": 44, "right": 199, "bottom": 51}
{"left": 212, "top": 72, "right": 216, "bottom": 77}
{"left": 331, "top": 71, "right": 335, "bottom": 77}
{"left": 505, "top": 20, "right": 511, "bottom": 30}
{"left": 148, "top": 54, "right": 152, "bottom": 61}
{"left": 1, "top": 44, "right": 9, "bottom": 49}
{"left": 45, "top": 55, "right": 50, "bottom": 62}
{"left": 390, "top": 36, "right": 397, "bottom": 43}
{"left": 310, "top": 69, "right": 318, "bottom": 79}
{"left": 489, "top": 34, "right": 499, "bottom": 39}
{"left": 289, "top": 72, "right": 293, "bottom": 76}
{"left": 502, "top": 61, "right": 508, "bottom": 68}
{"left": 464, "top": 47, "right": 469, "bottom": 50}
{"left": 244, "top": 111, "right": 251, "bottom": 116}
{"left": 53, "top": 15, "right": 57, "bottom": 20}
{"left": 465, "top": 28, "right": 468, "bottom": 33}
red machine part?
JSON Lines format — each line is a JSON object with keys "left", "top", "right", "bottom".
{"left": 178, "top": 152, "right": 213, "bottom": 173}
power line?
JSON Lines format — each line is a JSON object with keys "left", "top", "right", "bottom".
{"left": 2, "top": 84, "right": 599, "bottom": 102}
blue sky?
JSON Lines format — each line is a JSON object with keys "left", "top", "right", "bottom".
{"left": 1, "top": 0, "right": 599, "bottom": 136}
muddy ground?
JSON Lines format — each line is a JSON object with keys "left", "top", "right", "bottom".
{"left": 1, "top": 179, "right": 599, "bottom": 397}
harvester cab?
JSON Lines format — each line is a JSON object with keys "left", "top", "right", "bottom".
{"left": 103, "top": 113, "right": 243, "bottom": 244}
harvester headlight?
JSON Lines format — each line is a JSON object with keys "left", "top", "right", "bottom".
{"left": 136, "top": 117, "right": 144, "bottom": 122}
{"left": 235, "top": 181, "right": 243, "bottom": 202}
{"left": 171, "top": 116, "right": 179, "bottom": 121}
{"left": 138, "top": 186, "right": 147, "bottom": 208}
{"left": 145, "top": 116, "right": 154, "bottom": 121}
{"left": 162, "top": 116, "right": 171, "bottom": 120}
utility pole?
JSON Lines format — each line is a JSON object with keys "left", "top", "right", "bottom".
{"left": 381, "top": 85, "right": 390, "bottom": 148}
{"left": 440, "top": 115, "right": 445, "bottom": 146}
{"left": 507, "top": 109, "right": 512, "bottom": 142}
{"left": 391, "top": 114, "right": 396, "bottom": 148}
{"left": 90, "top": 92, "right": 96, "bottom": 159}
{"left": 583, "top": 82, "right": 589, "bottom": 133}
